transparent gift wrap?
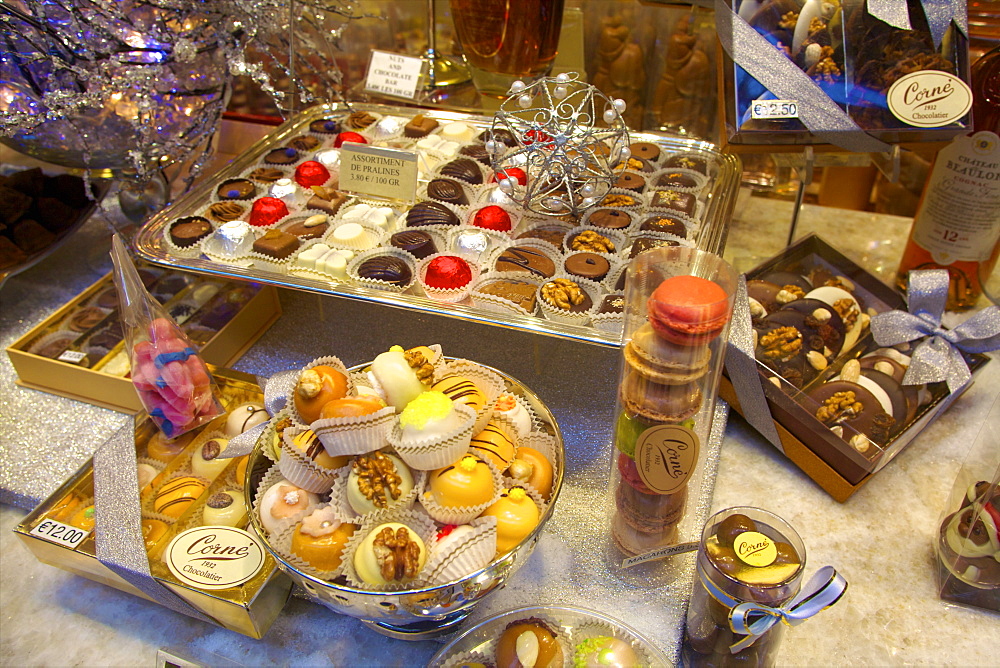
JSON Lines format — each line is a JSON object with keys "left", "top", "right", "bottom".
{"left": 683, "top": 507, "right": 847, "bottom": 667}
{"left": 719, "top": 0, "right": 971, "bottom": 148}
{"left": 936, "top": 395, "right": 1000, "bottom": 613}
{"left": 244, "top": 347, "right": 564, "bottom": 637}
{"left": 607, "top": 247, "right": 738, "bottom": 558}
{"left": 719, "top": 235, "right": 991, "bottom": 501}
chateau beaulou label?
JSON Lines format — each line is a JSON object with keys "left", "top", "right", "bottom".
{"left": 910, "top": 131, "right": 1000, "bottom": 264}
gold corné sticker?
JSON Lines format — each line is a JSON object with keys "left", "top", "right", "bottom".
{"left": 733, "top": 531, "right": 777, "bottom": 567}
{"left": 634, "top": 424, "right": 700, "bottom": 495}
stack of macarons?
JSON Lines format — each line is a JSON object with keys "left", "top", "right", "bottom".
{"left": 612, "top": 275, "right": 731, "bottom": 555}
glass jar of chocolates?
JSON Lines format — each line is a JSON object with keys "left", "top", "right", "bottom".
{"left": 683, "top": 507, "right": 806, "bottom": 668}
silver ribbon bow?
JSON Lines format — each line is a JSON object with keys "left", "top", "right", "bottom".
{"left": 219, "top": 368, "right": 300, "bottom": 459}
{"left": 868, "top": 0, "right": 967, "bottom": 48}
{"left": 726, "top": 276, "right": 785, "bottom": 452}
{"left": 871, "top": 270, "right": 1000, "bottom": 393}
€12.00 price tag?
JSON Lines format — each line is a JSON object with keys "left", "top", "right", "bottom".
{"left": 30, "top": 518, "right": 90, "bottom": 549}
{"left": 750, "top": 100, "right": 799, "bottom": 120}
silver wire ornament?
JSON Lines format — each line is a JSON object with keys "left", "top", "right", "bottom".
{"left": 487, "top": 72, "right": 631, "bottom": 218}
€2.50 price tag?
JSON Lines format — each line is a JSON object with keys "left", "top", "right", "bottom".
{"left": 750, "top": 100, "right": 799, "bottom": 120}
{"left": 30, "top": 518, "right": 90, "bottom": 549}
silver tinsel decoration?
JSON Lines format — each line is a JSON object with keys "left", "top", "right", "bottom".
{"left": 0, "top": 0, "right": 359, "bottom": 184}
{"left": 487, "top": 72, "right": 631, "bottom": 218}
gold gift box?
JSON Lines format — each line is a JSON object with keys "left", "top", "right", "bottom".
{"left": 14, "top": 368, "right": 292, "bottom": 638}
{"left": 6, "top": 269, "right": 281, "bottom": 412}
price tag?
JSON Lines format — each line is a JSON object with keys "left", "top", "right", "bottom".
{"left": 750, "top": 100, "right": 799, "bottom": 120}
{"left": 57, "top": 350, "right": 87, "bottom": 364}
{"left": 364, "top": 50, "right": 423, "bottom": 100}
{"left": 30, "top": 518, "right": 90, "bottom": 549}
{"left": 340, "top": 143, "right": 419, "bottom": 202}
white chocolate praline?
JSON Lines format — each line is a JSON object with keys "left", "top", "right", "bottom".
{"left": 137, "top": 463, "right": 158, "bottom": 490}
{"left": 353, "top": 522, "right": 427, "bottom": 586}
{"left": 416, "top": 135, "right": 460, "bottom": 158}
{"left": 369, "top": 346, "right": 426, "bottom": 412}
{"left": 398, "top": 391, "right": 465, "bottom": 441}
{"left": 346, "top": 452, "right": 415, "bottom": 515}
{"left": 191, "top": 436, "right": 231, "bottom": 481}
{"left": 573, "top": 636, "right": 639, "bottom": 668}
{"left": 440, "top": 121, "right": 474, "bottom": 143}
{"left": 295, "top": 243, "right": 332, "bottom": 272}
{"left": 258, "top": 480, "right": 320, "bottom": 534}
{"left": 203, "top": 490, "right": 247, "bottom": 527}
{"left": 494, "top": 392, "right": 531, "bottom": 437}
{"left": 330, "top": 222, "right": 375, "bottom": 250}
{"left": 225, "top": 403, "right": 269, "bottom": 437}
{"left": 340, "top": 203, "right": 394, "bottom": 230}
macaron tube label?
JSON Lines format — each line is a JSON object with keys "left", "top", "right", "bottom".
{"left": 165, "top": 526, "right": 265, "bottom": 590}
{"left": 635, "top": 425, "right": 700, "bottom": 495}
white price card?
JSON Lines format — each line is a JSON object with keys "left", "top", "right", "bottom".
{"left": 30, "top": 518, "right": 90, "bottom": 549}
{"left": 57, "top": 350, "right": 87, "bottom": 364}
{"left": 364, "top": 50, "right": 423, "bottom": 100}
{"left": 750, "top": 100, "right": 799, "bottom": 120}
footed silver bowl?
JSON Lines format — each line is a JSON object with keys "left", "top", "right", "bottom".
{"left": 245, "top": 359, "right": 564, "bottom": 639}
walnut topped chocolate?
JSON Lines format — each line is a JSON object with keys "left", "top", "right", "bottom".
{"left": 372, "top": 525, "right": 421, "bottom": 581}
{"left": 353, "top": 452, "right": 404, "bottom": 508}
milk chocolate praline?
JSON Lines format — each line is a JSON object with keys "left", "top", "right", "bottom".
{"left": 169, "top": 217, "right": 212, "bottom": 248}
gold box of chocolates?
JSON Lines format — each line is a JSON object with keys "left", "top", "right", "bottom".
{"left": 6, "top": 267, "right": 281, "bottom": 412}
{"left": 14, "top": 368, "right": 293, "bottom": 639}
{"left": 720, "top": 235, "right": 990, "bottom": 502}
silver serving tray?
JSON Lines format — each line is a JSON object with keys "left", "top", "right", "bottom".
{"left": 134, "top": 103, "right": 740, "bottom": 346}
{"left": 429, "top": 605, "right": 673, "bottom": 667}
{"left": 244, "top": 358, "right": 565, "bottom": 638}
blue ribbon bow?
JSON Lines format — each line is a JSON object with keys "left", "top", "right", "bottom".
{"left": 699, "top": 562, "right": 848, "bottom": 653}
{"left": 871, "top": 270, "right": 1000, "bottom": 393}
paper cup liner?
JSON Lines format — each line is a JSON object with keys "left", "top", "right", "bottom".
{"left": 648, "top": 167, "right": 709, "bottom": 194}
{"left": 309, "top": 404, "right": 396, "bottom": 458}
{"left": 491, "top": 392, "right": 540, "bottom": 440}
{"left": 439, "top": 650, "right": 492, "bottom": 668}
{"left": 290, "top": 355, "right": 356, "bottom": 425}
{"left": 341, "top": 507, "right": 439, "bottom": 591}
{"left": 277, "top": 426, "right": 340, "bottom": 493}
{"left": 252, "top": 463, "right": 323, "bottom": 538}
{"left": 571, "top": 622, "right": 654, "bottom": 667}
{"left": 596, "top": 187, "right": 644, "bottom": 210}
{"left": 590, "top": 309, "right": 626, "bottom": 336}
{"left": 518, "top": 431, "right": 558, "bottom": 467}
{"left": 469, "top": 272, "right": 543, "bottom": 318}
{"left": 417, "top": 253, "right": 481, "bottom": 303}
{"left": 27, "top": 330, "right": 80, "bottom": 361}
{"left": 247, "top": 247, "right": 294, "bottom": 275}
{"left": 537, "top": 274, "right": 602, "bottom": 326}
{"left": 436, "top": 359, "right": 508, "bottom": 434}
{"left": 330, "top": 456, "right": 426, "bottom": 521}
{"left": 418, "top": 459, "right": 504, "bottom": 525}
{"left": 388, "top": 403, "right": 477, "bottom": 471}
{"left": 268, "top": 503, "right": 358, "bottom": 582}
{"left": 420, "top": 515, "right": 498, "bottom": 586}
{"left": 346, "top": 248, "right": 417, "bottom": 293}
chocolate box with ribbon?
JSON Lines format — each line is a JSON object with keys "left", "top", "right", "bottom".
{"left": 716, "top": 0, "right": 971, "bottom": 151}
{"left": 14, "top": 367, "right": 293, "bottom": 638}
{"left": 719, "top": 235, "right": 993, "bottom": 502}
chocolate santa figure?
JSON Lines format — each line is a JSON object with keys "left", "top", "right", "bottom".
{"left": 651, "top": 14, "right": 714, "bottom": 138}
{"left": 590, "top": 15, "right": 646, "bottom": 129}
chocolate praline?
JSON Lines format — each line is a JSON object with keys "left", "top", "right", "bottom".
{"left": 495, "top": 247, "right": 556, "bottom": 277}
{"left": 264, "top": 147, "right": 300, "bottom": 165}
{"left": 169, "top": 216, "right": 212, "bottom": 247}
{"left": 309, "top": 118, "right": 341, "bottom": 134}
{"left": 478, "top": 128, "right": 518, "bottom": 147}
{"left": 656, "top": 171, "right": 700, "bottom": 189}
{"left": 649, "top": 189, "right": 696, "bottom": 216}
{"left": 630, "top": 142, "right": 661, "bottom": 162}
{"left": 628, "top": 236, "right": 682, "bottom": 259}
{"left": 390, "top": 230, "right": 437, "bottom": 259}
{"left": 459, "top": 144, "right": 491, "bottom": 165}
{"left": 598, "top": 294, "right": 625, "bottom": 314}
{"left": 588, "top": 208, "right": 632, "bottom": 230}
{"left": 287, "top": 135, "right": 320, "bottom": 151}
{"left": 439, "top": 158, "right": 483, "bottom": 184}
{"left": 356, "top": 255, "right": 412, "bottom": 286}
{"left": 640, "top": 215, "right": 688, "bottom": 238}
{"left": 615, "top": 172, "right": 646, "bottom": 193}
{"left": 664, "top": 154, "right": 708, "bottom": 174}
{"left": 564, "top": 252, "right": 611, "bottom": 280}
{"left": 216, "top": 179, "right": 256, "bottom": 201}
{"left": 426, "top": 178, "right": 469, "bottom": 205}
{"left": 405, "top": 201, "right": 460, "bottom": 227}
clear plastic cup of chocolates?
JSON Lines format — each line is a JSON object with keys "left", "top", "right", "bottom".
{"left": 683, "top": 506, "right": 806, "bottom": 668}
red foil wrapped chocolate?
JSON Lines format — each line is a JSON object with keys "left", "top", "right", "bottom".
{"left": 334, "top": 131, "right": 368, "bottom": 148}
{"left": 472, "top": 205, "right": 512, "bottom": 232}
{"left": 294, "top": 160, "right": 330, "bottom": 188}
{"left": 491, "top": 167, "right": 527, "bottom": 187}
{"left": 248, "top": 197, "right": 290, "bottom": 227}
{"left": 424, "top": 255, "right": 473, "bottom": 290}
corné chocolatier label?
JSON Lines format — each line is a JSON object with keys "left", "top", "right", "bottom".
{"left": 635, "top": 424, "right": 700, "bottom": 495}
{"left": 733, "top": 531, "right": 777, "bottom": 567}
{"left": 165, "top": 526, "right": 265, "bottom": 590}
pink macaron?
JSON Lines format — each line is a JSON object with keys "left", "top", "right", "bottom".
{"left": 647, "top": 275, "right": 730, "bottom": 346}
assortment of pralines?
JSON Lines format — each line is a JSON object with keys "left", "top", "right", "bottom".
{"left": 252, "top": 344, "right": 559, "bottom": 592}
{"left": 159, "top": 110, "right": 724, "bottom": 334}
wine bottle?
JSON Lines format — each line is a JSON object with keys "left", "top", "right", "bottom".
{"left": 894, "top": 44, "right": 1000, "bottom": 310}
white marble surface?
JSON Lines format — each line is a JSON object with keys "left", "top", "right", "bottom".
{"left": 1, "top": 167, "right": 998, "bottom": 665}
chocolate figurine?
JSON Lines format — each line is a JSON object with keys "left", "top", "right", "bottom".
{"left": 590, "top": 15, "right": 646, "bottom": 129}
{"left": 651, "top": 14, "right": 715, "bottom": 138}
